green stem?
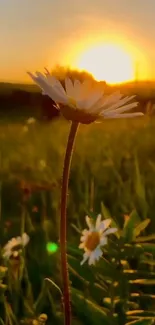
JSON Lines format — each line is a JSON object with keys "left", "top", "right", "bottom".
{"left": 60, "top": 121, "right": 79, "bottom": 325}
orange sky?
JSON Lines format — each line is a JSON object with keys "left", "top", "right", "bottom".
{"left": 0, "top": 0, "right": 155, "bottom": 83}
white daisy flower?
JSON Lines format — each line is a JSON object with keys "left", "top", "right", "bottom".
{"left": 3, "top": 233, "right": 29, "bottom": 259}
{"left": 39, "top": 159, "right": 46, "bottom": 170}
{"left": 27, "top": 117, "right": 36, "bottom": 124}
{"left": 79, "top": 215, "right": 117, "bottom": 265}
{"left": 27, "top": 69, "right": 143, "bottom": 124}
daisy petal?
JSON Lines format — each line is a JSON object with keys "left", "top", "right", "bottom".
{"left": 105, "top": 112, "right": 144, "bottom": 119}
{"left": 74, "top": 79, "right": 82, "bottom": 100}
{"left": 100, "top": 236, "right": 108, "bottom": 246}
{"left": 65, "top": 78, "right": 74, "bottom": 97}
{"left": 103, "top": 102, "right": 138, "bottom": 117}
{"left": 103, "top": 228, "right": 118, "bottom": 236}
{"left": 81, "top": 252, "right": 90, "bottom": 265}
{"left": 94, "top": 247, "right": 103, "bottom": 259}
{"left": 79, "top": 243, "right": 85, "bottom": 249}
{"left": 85, "top": 216, "right": 93, "bottom": 230}
{"left": 95, "top": 214, "right": 102, "bottom": 230}
{"left": 88, "top": 252, "right": 96, "bottom": 265}
{"left": 28, "top": 72, "right": 68, "bottom": 103}
{"left": 102, "top": 95, "right": 135, "bottom": 113}
{"left": 28, "top": 70, "right": 143, "bottom": 124}
{"left": 99, "top": 218, "right": 111, "bottom": 231}
{"left": 22, "top": 233, "right": 30, "bottom": 246}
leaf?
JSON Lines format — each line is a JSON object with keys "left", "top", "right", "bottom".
{"left": 44, "top": 278, "right": 62, "bottom": 296}
{"left": 129, "top": 279, "right": 155, "bottom": 285}
{"left": 68, "top": 254, "right": 96, "bottom": 283}
{"left": 97, "top": 257, "right": 120, "bottom": 280}
{"left": 72, "top": 288, "right": 112, "bottom": 325}
{"left": 135, "top": 234, "right": 155, "bottom": 243}
{"left": 67, "top": 245, "right": 83, "bottom": 258}
{"left": 134, "top": 156, "right": 146, "bottom": 201}
{"left": 122, "top": 210, "right": 140, "bottom": 242}
{"left": 101, "top": 201, "right": 119, "bottom": 238}
{"left": 140, "top": 258, "right": 155, "bottom": 266}
{"left": 101, "top": 201, "right": 111, "bottom": 219}
{"left": 124, "top": 243, "right": 144, "bottom": 258}
{"left": 125, "top": 318, "right": 154, "bottom": 325}
{"left": 133, "top": 219, "right": 150, "bottom": 239}
{"left": 134, "top": 155, "right": 148, "bottom": 218}
{"left": 141, "top": 243, "right": 155, "bottom": 254}
{"left": 127, "top": 310, "right": 155, "bottom": 317}
{"left": 131, "top": 293, "right": 155, "bottom": 300}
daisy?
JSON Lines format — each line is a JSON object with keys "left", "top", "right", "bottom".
{"left": 3, "top": 233, "right": 29, "bottom": 260}
{"left": 38, "top": 159, "right": 46, "bottom": 170}
{"left": 27, "top": 69, "right": 143, "bottom": 124}
{"left": 79, "top": 214, "right": 117, "bottom": 265}
{"left": 27, "top": 117, "right": 36, "bottom": 124}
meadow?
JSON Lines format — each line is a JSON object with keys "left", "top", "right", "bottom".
{"left": 0, "top": 112, "right": 155, "bottom": 324}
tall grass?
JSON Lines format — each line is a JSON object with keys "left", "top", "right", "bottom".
{"left": 0, "top": 116, "right": 155, "bottom": 324}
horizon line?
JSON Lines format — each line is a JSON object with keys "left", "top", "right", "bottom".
{"left": 1, "top": 79, "right": 155, "bottom": 86}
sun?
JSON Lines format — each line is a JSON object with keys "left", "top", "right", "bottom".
{"left": 74, "top": 44, "right": 134, "bottom": 84}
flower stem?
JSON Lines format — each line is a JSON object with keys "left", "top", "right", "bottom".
{"left": 60, "top": 121, "right": 79, "bottom": 325}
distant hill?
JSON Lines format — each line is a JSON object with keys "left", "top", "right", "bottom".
{"left": 1, "top": 79, "right": 155, "bottom": 97}
{"left": 0, "top": 82, "right": 39, "bottom": 94}
{"left": 0, "top": 77, "right": 155, "bottom": 121}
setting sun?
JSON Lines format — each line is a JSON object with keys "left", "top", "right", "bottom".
{"left": 74, "top": 44, "right": 134, "bottom": 84}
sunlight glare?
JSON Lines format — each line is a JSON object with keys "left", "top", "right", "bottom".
{"left": 74, "top": 44, "right": 134, "bottom": 84}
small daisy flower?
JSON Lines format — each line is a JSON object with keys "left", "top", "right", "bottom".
{"left": 79, "top": 215, "right": 117, "bottom": 265}
{"left": 3, "top": 233, "right": 29, "bottom": 260}
{"left": 27, "top": 117, "right": 36, "bottom": 124}
{"left": 27, "top": 69, "right": 143, "bottom": 124}
{"left": 38, "top": 159, "right": 46, "bottom": 170}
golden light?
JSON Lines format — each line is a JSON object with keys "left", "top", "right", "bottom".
{"left": 74, "top": 43, "right": 134, "bottom": 84}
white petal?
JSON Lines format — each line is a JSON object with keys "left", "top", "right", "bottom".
{"left": 79, "top": 243, "right": 85, "bottom": 249}
{"left": 77, "top": 91, "right": 103, "bottom": 110}
{"left": 80, "top": 80, "right": 94, "bottom": 98}
{"left": 102, "top": 95, "right": 135, "bottom": 113}
{"left": 99, "top": 218, "right": 111, "bottom": 231}
{"left": 81, "top": 252, "right": 90, "bottom": 265}
{"left": 104, "top": 112, "right": 144, "bottom": 119}
{"left": 103, "top": 228, "right": 118, "bottom": 236}
{"left": 47, "top": 80, "right": 68, "bottom": 101}
{"left": 27, "top": 72, "right": 68, "bottom": 104}
{"left": 13, "top": 251, "right": 19, "bottom": 257}
{"left": 95, "top": 214, "right": 102, "bottom": 230}
{"left": 85, "top": 216, "right": 93, "bottom": 230}
{"left": 22, "top": 233, "right": 30, "bottom": 246}
{"left": 3, "top": 250, "right": 11, "bottom": 259}
{"left": 98, "top": 92, "right": 123, "bottom": 111}
{"left": 100, "top": 236, "right": 108, "bottom": 246}
{"left": 87, "top": 91, "right": 104, "bottom": 109}
{"left": 94, "top": 247, "right": 103, "bottom": 259}
{"left": 16, "top": 236, "right": 22, "bottom": 245}
{"left": 82, "top": 229, "right": 89, "bottom": 235}
{"left": 74, "top": 79, "right": 82, "bottom": 101}
{"left": 65, "top": 78, "right": 74, "bottom": 97}
{"left": 103, "top": 102, "right": 138, "bottom": 116}
{"left": 80, "top": 233, "right": 89, "bottom": 242}
{"left": 88, "top": 251, "right": 97, "bottom": 265}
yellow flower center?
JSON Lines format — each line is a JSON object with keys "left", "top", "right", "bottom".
{"left": 85, "top": 231, "right": 100, "bottom": 251}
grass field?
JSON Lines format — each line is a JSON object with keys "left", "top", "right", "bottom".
{"left": 0, "top": 115, "right": 155, "bottom": 324}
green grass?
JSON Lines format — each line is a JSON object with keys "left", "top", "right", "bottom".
{"left": 0, "top": 116, "right": 155, "bottom": 324}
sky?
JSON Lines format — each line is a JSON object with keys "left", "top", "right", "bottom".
{"left": 0, "top": 0, "right": 155, "bottom": 83}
